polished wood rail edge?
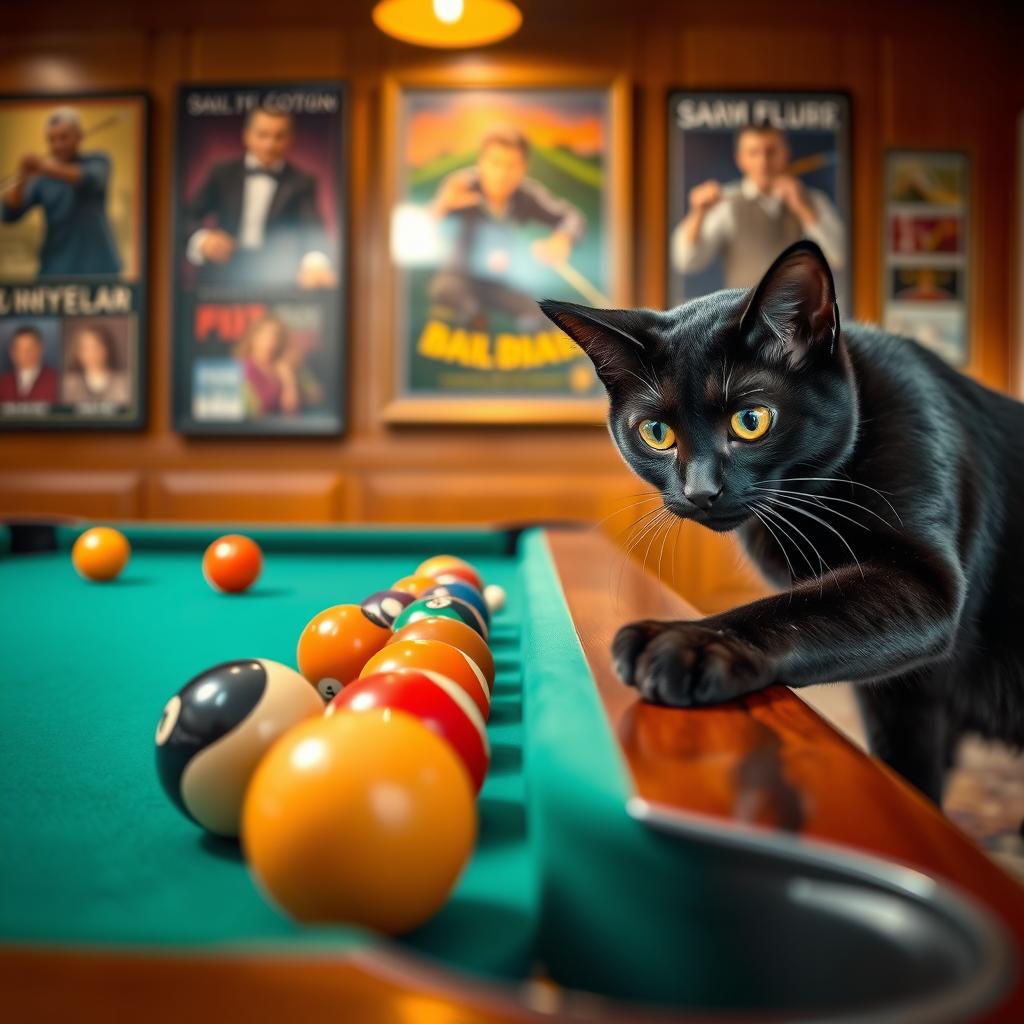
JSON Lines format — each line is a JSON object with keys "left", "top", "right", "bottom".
{"left": 0, "top": 945, "right": 735, "bottom": 1024}
{"left": 543, "top": 528, "right": 1024, "bottom": 1021}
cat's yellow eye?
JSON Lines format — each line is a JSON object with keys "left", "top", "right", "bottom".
{"left": 638, "top": 419, "right": 676, "bottom": 451}
{"left": 730, "top": 406, "right": 773, "bottom": 441}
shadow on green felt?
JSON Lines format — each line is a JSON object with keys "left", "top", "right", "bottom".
{"left": 477, "top": 796, "right": 527, "bottom": 851}
{"left": 216, "top": 587, "right": 293, "bottom": 599}
{"left": 488, "top": 700, "right": 522, "bottom": 726}
{"left": 488, "top": 742, "right": 523, "bottom": 775}
{"left": 399, "top": 892, "right": 536, "bottom": 980}
{"left": 199, "top": 833, "right": 245, "bottom": 864}
{"left": 89, "top": 576, "right": 156, "bottom": 587}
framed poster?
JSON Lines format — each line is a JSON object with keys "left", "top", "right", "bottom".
{"left": 171, "top": 83, "right": 347, "bottom": 436}
{"left": 382, "top": 72, "right": 631, "bottom": 424}
{"left": 666, "top": 91, "right": 852, "bottom": 314}
{"left": 882, "top": 150, "right": 969, "bottom": 367}
{"left": 1019, "top": 113, "right": 1024, "bottom": 398}
{"left": 0, "top": 92, "right": 148, "bottom": 430}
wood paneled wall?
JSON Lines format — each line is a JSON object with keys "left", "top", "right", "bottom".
{"left": 0, "top": 0, "right": 1020, "bottom": 613}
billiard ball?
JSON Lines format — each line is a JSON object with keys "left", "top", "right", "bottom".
{"left": 360, "top": 638, "right": 490, "bottom": 720}
{"left": 155, "top": 658, "right": 323, "bottom": 837}
{"left": 296, "top": 604, "right": 391, "bottom": 700}
{"left": 360, "top": 588, "right": 415, "bottom": 629}
{"left": 390, "top": 574, "right": 438, "bottom": 599}
{"left": 326, "top": 670, "right": 489, "bottom": 793}
{"left": 392, "top": 594, "right": 487, "bottom": 640}
{"left": 389, "top": 616, "right": 495, "bottom": 693}
{"left": 72, "top": 526, "right": 130, "bottom": 582}
{"left": 483, "top": 584, "right": 506, "bottom": 614}
{"left": 242, "top": 709, "right": 476, "bottom": 933}
{"left": 202, "top": 534, "right": 262, "bottom": 593}
{"left": 421, "top": 581, "right": 489, "bottom": 628}
{"left": 416, "top": 555, "right": 484, "bottom": 592}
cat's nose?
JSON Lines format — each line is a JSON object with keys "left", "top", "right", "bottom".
{"left": 684, "top": 485, "right": 723, "bottom": 511}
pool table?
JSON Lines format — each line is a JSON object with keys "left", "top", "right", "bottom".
{"left": 1, "top": 521, "right": 1021, "bottom": 1023}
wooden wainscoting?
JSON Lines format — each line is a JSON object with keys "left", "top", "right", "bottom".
{"left": 0, "top": 465, "right": 771, "bottom": 614}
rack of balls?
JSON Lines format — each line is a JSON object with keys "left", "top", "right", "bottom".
{"left": 153, "top": 552, "right": 507, "bottom": 935}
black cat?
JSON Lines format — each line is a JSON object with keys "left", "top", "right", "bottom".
{"left": 540, "top": 240, "right": 1024, "bottom": 806}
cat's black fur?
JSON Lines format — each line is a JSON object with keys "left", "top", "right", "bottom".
{"left": 540, "top": 240, "right": 1024, "bottom": 805}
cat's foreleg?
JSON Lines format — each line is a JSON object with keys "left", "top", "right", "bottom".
{"left": 613, "top": 554, "right": 964, "bottom": 710}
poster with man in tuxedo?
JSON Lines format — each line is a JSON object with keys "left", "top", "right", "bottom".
{"left": 172, "top": 84, "right": 346, "bottom": 435}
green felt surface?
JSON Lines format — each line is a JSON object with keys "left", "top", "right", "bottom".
{"left": 0, "top": 523, "right": 742, "bottom": 1006}
{"left": 0, "top": 525, "right": 534, "bottom": 979}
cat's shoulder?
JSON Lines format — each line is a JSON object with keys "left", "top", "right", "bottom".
{"left": 843, "top": 321, "right": 947, "bottom": 382}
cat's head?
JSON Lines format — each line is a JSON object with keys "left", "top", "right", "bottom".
{"left": 540, "top": 241, "right": 859, "bottom": 532}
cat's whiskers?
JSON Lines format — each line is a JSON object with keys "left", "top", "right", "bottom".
{"left": 604, "top": 502, "right": 665, "bottom": 605}
{"left": 753, "top": 500, "right": 828, "bottom": 596}
{"left": 640, "top": 507, "right": 671, "bottom": 583}
{"left": 669, "top": 517, "right": 682, "bottom": 596}
{"left": 655, "top": 511, "right": 673, "bottom": 593}
{"left": 619, "top": 366, "right": 662, "bottom": 403}
{"left": 592, "top": 353, "right": 662, "bottom": 405}
{"left": 759, "top": 495, "right": 866, "bottom": 581}
{"left": 745, "top": 503, "right": 796, "bottom": 595}
{"left": 612, "top": 504, "right": 672, "bottom": 608}
{"left": 758, "top": 476, "right": 903, "bottom": 525}
{"left": 590, "top": 493, "right": 662, "bottom": 534}
{"left": 754, "top": 487, "right": 871, "bottom": 533}
{"left": 753, "top": 485, "right": 896, "bottom": 530}
{"left": 619, "top": 507, "right": 674, "bottom": 604}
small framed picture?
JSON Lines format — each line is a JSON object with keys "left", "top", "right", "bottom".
{"left": 171, "top": 83, "right": 347, "bottom": 436}
{"left": 0, "top": 92, "right": 149, "bottom": 429}
{"left": 381, "top": 71, "right": 632, "bottom": 424}
{"left": 1016, "top": 113, "right": 1023, "bottom": 398}
{"left": 882, "top": 150, "right": 969, "bottom": 366}
{"left": 666, "top": 90, "right": 852, "bottom": 314}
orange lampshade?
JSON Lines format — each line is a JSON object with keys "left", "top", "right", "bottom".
{"left": 372, "top": 0, "right": 522, "bottom": 49}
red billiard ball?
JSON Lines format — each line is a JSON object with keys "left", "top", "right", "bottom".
{"left": 326, "top": 670, "right": 489, "bottom": 793}
{"left": 202, "top": 534, "right": 263, "bottom": 593}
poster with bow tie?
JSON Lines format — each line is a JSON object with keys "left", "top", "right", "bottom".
{"left": 171, "top": 83, "right": 347, "bottom": 435}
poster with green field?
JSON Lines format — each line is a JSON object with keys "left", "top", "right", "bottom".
{"left": 390, "top": 87, "right": 618, "bottom": 410}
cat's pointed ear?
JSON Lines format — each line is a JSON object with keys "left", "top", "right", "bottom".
{"left": 739, "top": 240, "right": 839, "bottom": 364}
{"left": 539, "top": 299, "right": 658, "bottom": 390}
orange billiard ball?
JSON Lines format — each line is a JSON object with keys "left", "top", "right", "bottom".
{"left": 72, "top": 526, "right": 131, "bottom": 582}
{"left": 242, "top": 709, "right": 476, "bottom": 934}
{"left": 415, "top": 555, "right": 484, "bottom": 592}
{"left": 390, "top": 574, "right": 439, "bottom": 599}
{"left": 388, "top": 616, "right": 495, "bottom": 694}
{"left": 297, "top": 604, "right": 391, "bottom": 700}
{"left": 202, "top": 534, "right": 263, "bottom": 593}
{"left": 360, "top": 638, "right": 490, "bottom": 720}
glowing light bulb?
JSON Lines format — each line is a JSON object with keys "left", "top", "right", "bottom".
{"left": 434, "top": 0, "right": 464, "bottom": 24}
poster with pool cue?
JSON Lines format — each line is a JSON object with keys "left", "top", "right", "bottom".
{"left": 0, "top": 92, "right": 148, "bottom": 430}
{"left": 666, "top": 90, "right": 852, "bottom": 316}
{"left": 171, "top": 82, "right": 347, "bottom": 437}
{"left": 380, "top": 72, "right": 631, "bottom": 425}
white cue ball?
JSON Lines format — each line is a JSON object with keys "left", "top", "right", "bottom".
{"left": 483, "top": 583, "right": 506, "bottom": 614}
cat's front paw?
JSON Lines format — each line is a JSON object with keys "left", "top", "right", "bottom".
{"left": 612, "top": 620, "right": 774, "bottom": 707}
